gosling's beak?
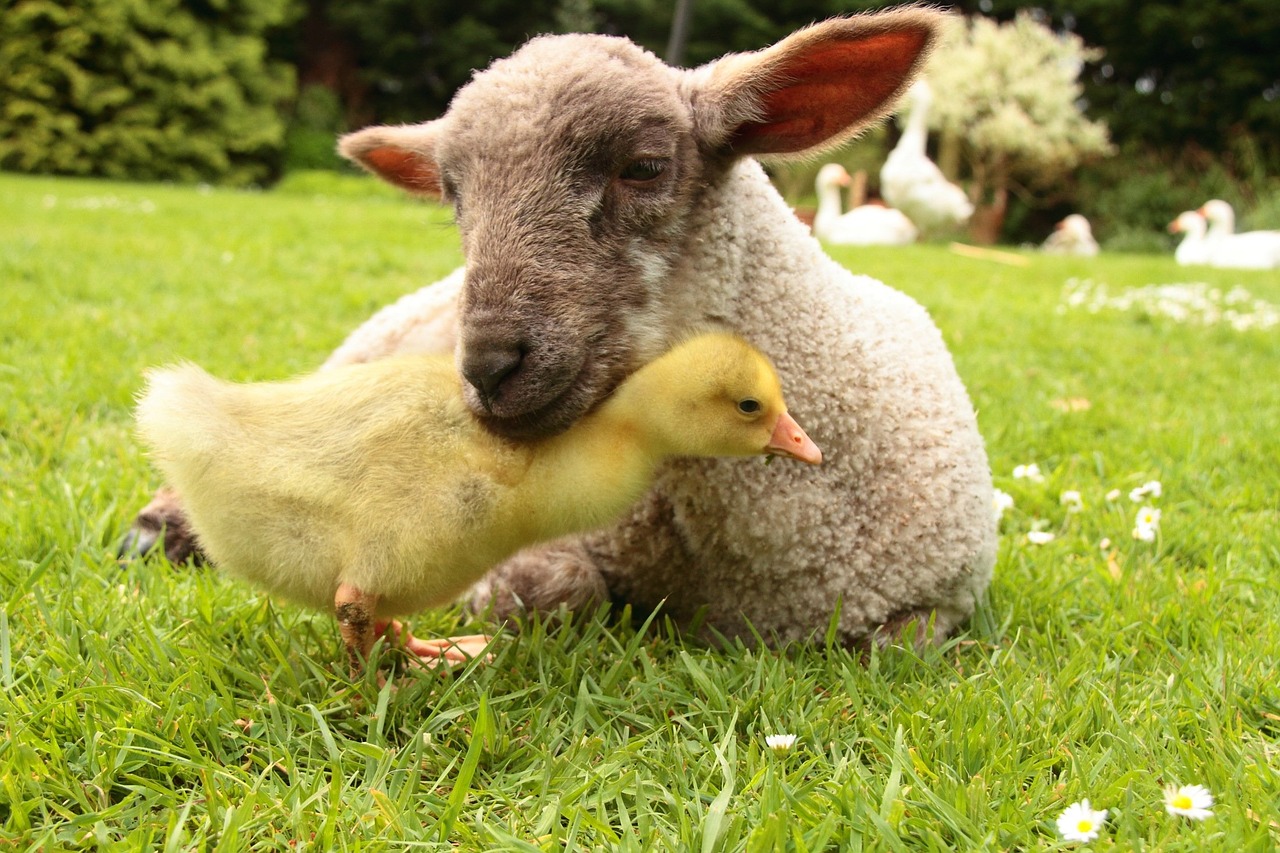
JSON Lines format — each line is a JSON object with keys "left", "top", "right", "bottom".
{"left": 766, "top": 411, "right": 823, "bottom": 465}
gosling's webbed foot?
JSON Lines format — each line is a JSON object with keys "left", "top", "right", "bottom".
{"left": 380, "top": 621, "right": 494, "bottom": 670}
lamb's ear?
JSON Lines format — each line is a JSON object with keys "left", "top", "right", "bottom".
{"left": 338, "top": 122, "right": 444, "bottom": 197}
{"left": 690, "top": 8, "right": 941, "bottom": 158}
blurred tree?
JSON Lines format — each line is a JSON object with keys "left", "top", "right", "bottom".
{"left": 303, "top": 0, "right": 578, "bottom": 126}
{"left": 923, "top": 13, "right": 1113, "bottom": 243}
{"left": 0, "top": 0, "right": 301, "bottom": 185}
{"left": 307, "top": 0, "right": 894, "bottom": 128}
{"left": 952, "top": 1, "right": 1280, "bottom": 177}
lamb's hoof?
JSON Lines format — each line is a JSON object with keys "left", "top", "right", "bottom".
{"left": 466, "top": 539, "right": 607, "bottom": 622}
{"left": 117, "top": 488, "right": 203, "bottom": 565}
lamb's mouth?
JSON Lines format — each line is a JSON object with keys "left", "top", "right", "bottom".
{"left": 468, "top": 358, "right": 618, "bottom": 440}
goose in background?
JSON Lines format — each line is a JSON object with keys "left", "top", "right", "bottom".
{"left": 1169, "top": 210, "right": 1210, "bottom": 266}
{"left": 1042, "top": 214, "right": 1099, "bottom": 257}
{"left": 812, "top": 163, "right": 917, "bottom": 245}
{"left": 1197, "top": 199, "right": 1280, "bottom": 269}
{"left": 880, "top": 80, "right": 973, "bottom": 236}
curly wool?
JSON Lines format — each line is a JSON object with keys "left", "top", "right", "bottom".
{"left": 326, "top": 157, "right": 996, "bottom": 646}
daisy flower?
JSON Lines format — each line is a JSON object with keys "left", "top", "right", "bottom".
{"left": 1099, "top": 537, "right": 1112, "bottom": 551}
{"left": 1027, "top": 530, "right": 1055, "bottom": 545}
{"left": 1129, "top": 480, "right": 1162, "bottom": 502}
{"left": 1060, "top": 490, "right": 1083, "bottom": 513}
{"left": 1057, "top": 799, "right": 1108, "bottom": 843}
{"left": 1105, "top": 488, "right": 1121, "bottom": 502}
{"left": 1013, "top": 463, "right": 1044, "bottom": 482}
{"left": 993, "top": 488, "right": 1014, "bottom": 521}
{"left": 1132, "top": 506, "right": 1161, "bottom": 541}
{"left": 765, "top": 734, "right": 797, "bottom": 753}
{"left": 1164, "top": 784, "right": 1214, "bottom": 820}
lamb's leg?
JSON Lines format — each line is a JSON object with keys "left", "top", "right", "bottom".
{"left": 466, "top": 537, "right": 610, "bottom": 621}
{"left": 859, "top": 603, "right": 974, "bottom": 652}
{"left": 117, "top": 486, "right": 204, "bottom": 564}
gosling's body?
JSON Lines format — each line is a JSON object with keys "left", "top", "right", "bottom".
{"left": 136, "top": 334, "right": 820, "bottom": 672}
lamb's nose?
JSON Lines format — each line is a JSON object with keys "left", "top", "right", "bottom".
{"left": 462, "top": 341, "right": 524, "bottom": 403}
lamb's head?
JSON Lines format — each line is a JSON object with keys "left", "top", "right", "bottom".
{"left": 341, "top": 8, "right": 942, "bottom": 438}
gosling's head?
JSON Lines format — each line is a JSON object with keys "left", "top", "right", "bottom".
{"left": 635, "top": 332, "right": 822, "bottom": 465}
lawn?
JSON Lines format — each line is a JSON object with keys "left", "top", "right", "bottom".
{"left": 2, "top": 172, "right": 1278, "bottom": 850}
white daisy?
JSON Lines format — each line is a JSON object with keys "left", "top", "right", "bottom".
{"left": 1099, "top": 537, "right": 1112, "bottom": 551}
{"left": 1129, "top": 480, "right": 1162, "bottom": 502}
{"left": 1027, "top": 530, "right": 1056, "bottom": 545}
{"left": 1013, "top": 463, "right": 1044, "bottom": 482}
{"left": 1164, "top": 784, "right": 1214, "bottom": 820}
{"left": 1105, "top": 488, "right": 1122, "bottom": 502}
{"left": 1060, "top": 490, "right": 1083, "bottom": 513}
{"left": 1056, "top": 799, "right": 1108, "bottom": 843}
{"left": 993, "top": 488, "right": 1015, "bottom": 521}
{"left": 765, "top": 734, "right": 797, "bottom": 753}
{"left": 1132, "top": 506, "right": 1161, "bottom": 541}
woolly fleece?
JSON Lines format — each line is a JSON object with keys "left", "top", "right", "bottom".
{"left": 326, "top": 157, "right": 996, "bottom": 646}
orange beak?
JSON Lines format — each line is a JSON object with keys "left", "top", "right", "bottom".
{"left": 765, "top": 411, "right": 823, "bottom": 465}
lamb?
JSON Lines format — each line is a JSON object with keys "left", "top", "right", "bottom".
{"left": 124, "top": 7, "right": 998, "bottom": 648}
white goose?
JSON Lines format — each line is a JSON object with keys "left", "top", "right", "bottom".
{"left": 1197, "top": 199, "right": 1280, "bottom": 270}
{"left": 879, "top": 81, "right": 973, "bottom": 236}
{"left": 812, "top": 163, "right": 918, "bottom": 245}
{"left": 1042, "top": 214, "right": 1099, "bottom": 257}
{"left": 1169, "top": 210, "right": 1210, "bottom": 266}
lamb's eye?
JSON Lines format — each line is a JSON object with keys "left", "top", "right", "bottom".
{"left": 441, "top": 180, "right": 462, "bottom": 217}
{"left": 619, "top": 158, "right": 668, "bottom": 183}
{"left": 737, "top": 398, "right": 761, "bottom": 415}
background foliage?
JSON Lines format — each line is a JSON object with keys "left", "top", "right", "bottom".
{"left": 0, "top": 0, "right": 300, "bottom": 186}
{"left": 924, "top": 12, "right": 1113, "bottom": 243}
{"left": 2, "top": 0, "right": 1278, "bottom": 240}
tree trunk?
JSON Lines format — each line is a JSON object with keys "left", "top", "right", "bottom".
{"left": 298, "top": 0, "right": 369, "bottom": 127}
{"left": 968, "top": 162, "right": 1009, "bottom": 244}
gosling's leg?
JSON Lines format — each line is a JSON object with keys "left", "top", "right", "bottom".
{"left": 334, "top": 583, "right": 379, "bottom": 679}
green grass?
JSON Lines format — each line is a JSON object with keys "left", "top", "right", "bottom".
{"left": 2, "top": 172, "right": 1278, "bottom": 850}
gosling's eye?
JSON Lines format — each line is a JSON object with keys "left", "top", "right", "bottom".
{"left": 619, "top": 158, "right": 668, "bottom": 184}
{"left": 737, "top": 398, "right": 761, "bottom": 415}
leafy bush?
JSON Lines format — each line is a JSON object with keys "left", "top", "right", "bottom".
{"left": 1077, "top": 139, "right": 1276, "bottom": 252}
{"left": 283, "top": 84, "right": 346, "bottom": 171}
{"left": 0, "top": 0, "right": 301, "bottom": 186}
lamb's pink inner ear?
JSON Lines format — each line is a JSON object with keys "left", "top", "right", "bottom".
{"left": 729, "top": 26, "right": 932, "bottom": 156}
{"left": 362, "top": 146, "right": 442, "bottom": 197}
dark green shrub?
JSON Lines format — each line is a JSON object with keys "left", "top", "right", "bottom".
{"left": 0, "top": 0, "right": 301, "bottom": 186}
{"left": 1078, "top": 140, "right": 1269, "bottom": 253}
{"left": 283, "top": 83, "right": 345, "bottom": 171}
